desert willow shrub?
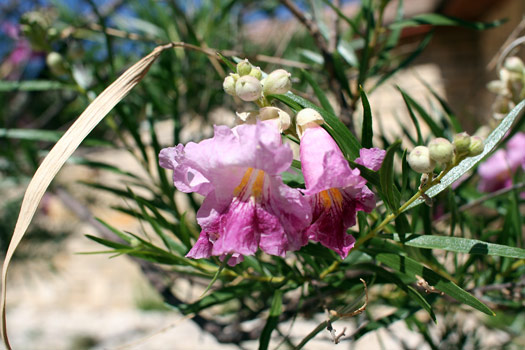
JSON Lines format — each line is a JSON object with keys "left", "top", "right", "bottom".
{"left": 2, "top": 2, "right": 525, "bottom": 349}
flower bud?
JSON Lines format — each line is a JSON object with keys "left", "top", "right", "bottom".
{"left": 453, "top": 132, "right": 471, "bottom": 153}
{"left": 259, "top": 107, "right": 291, "bottom": 132}
{"left": 263, "top": 69, "right": 292, "bottom": 95}
{"left": 429, "top": 138, "right": 454, "bottom": 164}
{"left": 296, "top": 108, "right": 324, "bottom": 138}
{"left": 46, "top": 52, "right": 68, "bottom": 75}
{"left": 468, "top": 136, "right": 484, "bottom": 156}
{"left": 249, "top": 66, "right": 262, "bottom": 80}
{"left": 235, "top": 111, "right": 258, "bottom": 124}
{"left": 236, "top": 59, "right": 252, "bottom": 76}
{"left": 486, "top": 80, "right": 507, "bottom": 95}
{"left": 235, "top": 75, "right": 262, "bottom": 101}
{"left": 223, "top": 75, "right": 236, "bottom": 96}
{"left": 504, "top": 57, "right": 525, "bottom": 74}
{"left": 408, "top": 146, "right": 436, "bottom": 173}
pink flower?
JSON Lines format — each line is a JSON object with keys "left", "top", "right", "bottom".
{"left": 159, "top": 122, "right": 310, "bottom": 265}
{"left": 478, "top": 132, "right": 525, "bottom": 192}
{"left": 299, "top": 125, "right": 385, "bottom": 259}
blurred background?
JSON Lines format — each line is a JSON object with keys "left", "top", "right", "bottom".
{"left": 1, "top": 0, "right": 524, "bottom": 349}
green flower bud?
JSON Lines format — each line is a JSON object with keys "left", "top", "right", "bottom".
{"left": 249, "top": 66, "right": 263, "bottom": 80}
{"left": 235, "top": 75, "right": 262, "bottom": 101}
{"left": 263, "top": 69, "right": 292, "bottom": 95}
{"left": 468, "top": 136, "right": 484, "bottom": 156}
{"left": 408, "top": 146, "right": 436, "bottom": 174}
{"left": 504, "top": 57, "right": 525, "bottom": 74}
{"left": 453, "top": 132, "right": 471, "bottom": 153}
{"left": 428, "top": 138, "right": 454, "bottom": 164}
{"left": 295, "top": 108, "right": 324, "bottom": 138}
{"left": 46, "top": 52, "right": 68, "bottom": 76}
{"left": 236, "top": 59, "right": 252, "bottom": 76}
{"left": 223, "top": 74, "right": 236, "bottom": 96}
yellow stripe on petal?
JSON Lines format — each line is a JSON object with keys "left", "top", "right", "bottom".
{"left": 251, "top": 170, "right": 266, "bottom": 199}
{"left": 329, "top": 188, "right": 343, "bottom": 209}
{"left": 320, "top": 190, "right": 332, "bottom": 208}
{"left": 233, "top": 168, "right": 254, "bottom": 196}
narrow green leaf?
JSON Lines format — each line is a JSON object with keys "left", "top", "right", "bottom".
{"left": 302, "top": 70, "right": 335, "bottom": 115}
{"left": 259, "top": 290, "right": 283, "bottom": 350}
{"left": 398, "top": 87, "right": 443, "bottom": 137}
{"left": 390, "top": 14, "right": 504, "bottom": 30}
{"left": 0, "top": 80, "right": 78, "bottom": 92}
{"left": 399, "top": 91, "right": 423, "bottom": 144}
{"left": 270, "top": 92, "right": 362, "bottom": 159}
{"left": 360, "top": 87, "right": 373, "bottom": 148}
{"left": 406, "top": 99, "right": 525, "bottom": 210}
{"left": 419, "top": 78, "right": 462, "bottom": 132}
{"left": 0, "top": 128, "right": 112, "bottom": 147}
{"left": 216, "top": 52, "right": 237, "bottom": 72}
{"left": 385, "top": 234, "right": 525, "bottom": 259}
{"left": 379, "top": 140, "right": 401, "bottom": 211}
{"left": 372, "top": 252, "right": 494, "bottom": 315}
{"left": 85, "top": 234, "right": 131, "bottom": 250}
{"left": 372, "top": 32, "right": 433, "bottom": 92}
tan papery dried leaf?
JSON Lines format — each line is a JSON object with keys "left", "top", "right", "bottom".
{"left": 1, "top": 42, "right": 175, "bottom": 349}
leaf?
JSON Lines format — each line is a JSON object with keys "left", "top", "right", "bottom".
{"left": 0, "top": 80, "right": 78, "bottom": 92}
{"left": 216, "top": 51, "right": 237, "bottom": 72}
{"left": 406, "top": 99, "right": 525, "bottom": 210}
{"left": 0, "top": 128, "right": 112, "bottom": 147}
{"left": 259, "top": 290, "right": 283, "bottom": 350}
{"left": 371, "top": 252, "right": 494, "bottom": 315}
{"left": 302, "top": 69, "right": 335, "bottom": 115}
{"left": 397, "top": 86, "right": 443, "bottom": 138}
{"left": 386, "top": 234, "right": 525, "bottom": 259}
{"left": 0, "top": 43, "right": 175, "bottom": 349}
{"left": 419, "top": 78, "right": 462, "bottom": 133}
{"left": 360, "top": 87, "right": 373, "bottom": 148}
{"left": 380, "top": 140, "right": 401, "bottom": 211}
{"left": 390, "top": 14, "right": 505, "bottom": 30}
{"left": 399, "top": 90, "right": 423, "bottom": 144}
{"left": 371, "top": 32, "right": 433, "bottom": 92}
{"left": 271, "top": 92, "right": 361, "bottom": 159}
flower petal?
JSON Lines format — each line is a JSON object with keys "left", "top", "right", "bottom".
{"left": 355, "top": 147, "right": 386, "bottom": 171}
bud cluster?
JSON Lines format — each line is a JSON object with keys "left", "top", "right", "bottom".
{"left": 408, "top": 133, "right": 484, "bottom": 174}
{"left": 487, "top": 56, "right": 525, "bottom": 120}
{"left": 223, "top": 59, "right": 292, "bottom": 102}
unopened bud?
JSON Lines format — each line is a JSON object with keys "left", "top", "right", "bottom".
{"left": 235, "top": 75, "right": 262, "bottom": 101}
{"left": 453, "top": 132, "right": 471, "bottom": 153}
{"left": 259, "top": 107, "right": 291, "bottom": 132}
{"left": 408, "top": 146, "right": 436, "bottom": 173}
{"left": 296, "top": 108, "right": 324, "bottom": 138}
{"left": 249, "top": 66, "right": 262, "bottom": 80}
{"left": 223, "top": 75, "right": 236, "bottom": 96}
{"left": 429, "top": 138, "right": 454, "bottom": 164}
{"left": 236, "top": 59, "right": 252, "bottom": 76}
{"left": 263, "top": 69, "right": 292, "bottom": 95}
{"left": 46, "top": 52, "right": 68, "bottom": 75}
{"left": 468, "top": 136, "right": 484, "bottom": 156}
{"left": 504, "top": 57, "right": 525, "bottom": 74}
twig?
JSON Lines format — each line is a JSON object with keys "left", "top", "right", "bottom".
{"left": 488, "top": 16, "right": 525, "bottom": 70}
{"left": 329, "top": 278, "right": 369, "bottom": 318}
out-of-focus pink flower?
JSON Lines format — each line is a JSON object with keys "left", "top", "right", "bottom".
{"left": 159, "top": 122, "right": 310, "bottom": 265}
{"left": 478, "top": 132, "right": 525, "bottom": 192}
{"left": 1, "top": 22, "right": 41, "bottom": 79}
{"left": 299, "top": 125, "right": 385, "bottom": 259}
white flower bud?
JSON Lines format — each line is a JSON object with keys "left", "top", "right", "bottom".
{"left": 453, "top": 132, "right": 471, "bottom": 153}
{"left": 263, "top": 69, "right": 292, "bottom": 95}
{"left": 486, "top": 80, "right": 508, "bottom": 95}
{"left": 504, "top": 57, "right": 525, "bottom": 74}
{"left": 408, "top": 146, "right": 436, "bottom": 174}
{"left": 236, "top": 59, "right": 252, "bottom": 76}
{"left": 295, "top": 108, "right": 324, "bottom": 138}
{"left": 235, "top": 75, "right": 262, "bottom": 101}
{"left": 468, "top": 136, "right": 484, "bottom": 157}
{"left": 259, "top": 107, "right": 291, "bottom": 132}
{"left": 428, "top": 137, "right": 454, "bottom": 164}
{"left": 223, "top": 75, "right": 236, "bottom": 96}
{"left": 46, "top": 52, "right": 68, "bottom": 75}
{"left": 249, "top": 66, "right": 262, "bottom": 80}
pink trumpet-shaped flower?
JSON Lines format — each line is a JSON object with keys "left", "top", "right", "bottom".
{"left": 299, "top": 122, "right": 385, "bottom": 259}
{"left": 160, "top": 122, "right": 310, "bottom": 265}
{"left": 478, "top": 132, "right": 525, "bottom": 192}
